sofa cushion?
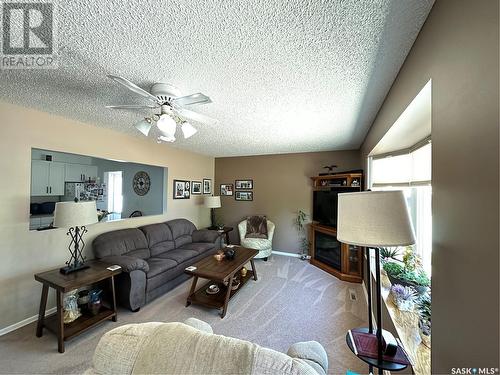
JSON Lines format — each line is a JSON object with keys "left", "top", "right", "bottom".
{"left": 156, "top": 249, "right": 198, "bottom": 264}
{"left": 93, "top": 228, "right": 150, "bottom": 259}
{"left": 165, "top": 218, "right": 196, "bottom": 248}
{"left": 146, "top": 258, "right": 177, "bottom": 278}
{"left": 179, "top": 242, "right": 216, "bottom": 255}
{"left": 139, "top": 223, "right": 175, "bottom": 256}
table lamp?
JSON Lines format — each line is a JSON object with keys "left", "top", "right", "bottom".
{"left": 54, "top": 201, "right": 98, "bottom": 274}
{"left": 204, "top": 196, "right": 221, "bottom": 230}
{"left": 337, "top": 191, "right": 415, "bottom": 373}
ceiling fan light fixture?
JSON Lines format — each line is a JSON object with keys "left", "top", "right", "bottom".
{"left": 181, "top": 121, "right": 198, "bottom": 139}
{"left": 135, "top": 118, "right": 152, "bottom": 136}
{"left": 156, "top": 114, "right": 177, "bottom": 137}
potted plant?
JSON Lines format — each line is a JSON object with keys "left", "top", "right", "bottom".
{"left": 294, "top": 210, "right": 310, "bottom": 260}
{"left": 417, "top": 293, "right": 431, "bottom": 347}
{"left": 383, "top": 262, "right": 430, "bottom": 295}
{"left": 380, "top": 247, "right": 400, "bottom": 263}
{"left": 390, "top": 284, "right": 416, "bottom": 311}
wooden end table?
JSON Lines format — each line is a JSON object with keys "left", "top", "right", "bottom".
{"left": 34, "top": 260, "right": 121, "bottom": 353}
{"left": 185, "top": 246, "right": 258, "bottom": 318}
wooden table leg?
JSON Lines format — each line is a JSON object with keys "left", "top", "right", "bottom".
{"left": 221, "top": 276, "right": 233, "bottom": 319}
{"left": 36, "top": 284, "right": 49, "bottom": 337}
{"left": 186, "top": 276, "right": 198, "bottom": 307}
{"left": 56, "top": 290, "right": 64, "bottom": 353}
{"left": 110, "top": 276, "right": 117, "bottom": 322}
{"left": 250, "top": 259, "right": 258, "bottom": 281}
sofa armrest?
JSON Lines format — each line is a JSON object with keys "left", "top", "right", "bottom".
{"left": 287, "top": 341, "right": 328, "bottom": 375}
{"left": 183, "top": 317, "right": 213, "bottom": 334}
{"left": 192, "top": 229, "right": 219, "bottom": 243}
{"left": 100, "top": 255, "right": 149, "bottom": 273}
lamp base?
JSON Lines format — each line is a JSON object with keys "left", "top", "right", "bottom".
{"left": 59, "top": 263, "right": 90, "bottom": 275}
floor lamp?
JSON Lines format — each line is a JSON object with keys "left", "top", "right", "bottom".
{"left": 337, "top": 191, "right": 415, "bottom": 374}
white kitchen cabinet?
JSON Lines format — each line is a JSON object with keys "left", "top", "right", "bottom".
{"left": 65, "top": 163, "right": 98, "bottom": 182}
{"left": 31, "top": 160, "right": 65, "bottom": 196}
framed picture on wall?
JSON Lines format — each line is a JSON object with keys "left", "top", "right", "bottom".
{"left": 220, "top": 184, "right": 233, "bottom": 196}
{"left": 173, "top": 179, "right": 190, "bottom": 199}
{"left": 191, "top": 181, "right": 202, "bottom": 195}
{"left": 203, "top": 178, "right": 212, "bottom": 194}
{"left": 235, "top": 179, "right": 253, "bottom": 189}
{"left": 235, "top": 191, "right": 253, "bottom": 201}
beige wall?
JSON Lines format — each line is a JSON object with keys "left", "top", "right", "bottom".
{"left": 0, "top": 101, "right": 214, "bottom": 331}
{"left": 215, "top": 151, "right": 361, "bottom": 252}
{"left": 361, "top": 0, "right": 499, "bottom": 371}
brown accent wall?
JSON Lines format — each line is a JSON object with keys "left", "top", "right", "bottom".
{"left": 360, "top": 0, "right": 499, "bottom": 370}
{"left": 215, "top": 151, "right": 361, "bottom": 253}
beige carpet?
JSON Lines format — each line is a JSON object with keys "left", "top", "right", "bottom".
{"left": 0, "top": 255, "right": 368, "bottom": 374}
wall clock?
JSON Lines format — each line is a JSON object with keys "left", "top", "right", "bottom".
{"left": 133, "top": 171, "right": 151, "bottom": 196}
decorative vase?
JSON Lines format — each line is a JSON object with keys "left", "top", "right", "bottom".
{"left": 240, "top": 267, "right": 247, "bottom": 277}
{"left": 63, "top": 291, "right": 81, "bottom": 323}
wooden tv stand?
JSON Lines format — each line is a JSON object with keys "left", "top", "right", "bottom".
{"left": 310, "top": 223, "right": 363, "bottom": 283}
{"left": 309, "top": 171, "right": 364, "bottom": 283}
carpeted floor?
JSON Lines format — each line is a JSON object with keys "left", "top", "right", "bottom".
{"left": 0, "top": 255, "right": 368, "bottom": 374}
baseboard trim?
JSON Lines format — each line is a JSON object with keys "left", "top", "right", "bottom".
{"left": 271, "top": 250, "right": 301, "bottom": 258}
{"left": 0, "top": 307, "right": 57, "bottom": 336}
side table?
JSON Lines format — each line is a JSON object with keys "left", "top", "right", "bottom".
{"left": 34, "top": 260, "right": 121, "bottom": 353}
{"left": 217, "top": 226, "right": 233, "bottom": 245}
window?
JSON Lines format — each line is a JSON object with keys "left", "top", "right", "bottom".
{"left": 105, "top": 171, "right": 123, "bottom": 217}
{"left": 370, "top": 141, "right": 432, "bottom": 274}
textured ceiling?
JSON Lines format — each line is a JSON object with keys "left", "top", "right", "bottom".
{"left": 0, "top": 0, "right": 434, "bottom": 157}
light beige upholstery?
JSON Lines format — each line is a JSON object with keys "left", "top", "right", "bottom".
{"left": 238, "top": 219, "right": 275, "bottom": 258}
{"left": 86, "top": 318, "right": 328, "bottom": 375}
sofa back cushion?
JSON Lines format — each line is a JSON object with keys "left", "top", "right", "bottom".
{"left": 139, "top": 223, "right": 175, "bottom": 256}
{"left": 93, "top": 228, "right": 150, "bottom": 259}
{"left": 165, "top": 219, "right": 196, "bottom": 248}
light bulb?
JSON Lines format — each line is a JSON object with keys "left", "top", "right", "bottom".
{"left": 156, "top": 114, "right": 176, "bottom": 137}
{"left": 135, "top": 118, "right": 152, "bottom": 136}
{"left": 158, "top": 135, "right": 176, "bottom": 143}
{"left": 181, "top": 121, "right": 198, "bottom": 139}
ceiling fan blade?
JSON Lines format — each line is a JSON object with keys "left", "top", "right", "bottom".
{"left": 107, "top": 75, "right": 160, "bottom": 104}
{"left": 172, "top": 93, "right": 212, "bottom": 107}
{"left": 106, "top": 104, "right": 159, "bottom": 109}
{"left": 172, "top": 106, "right": 218, "bottom": 125}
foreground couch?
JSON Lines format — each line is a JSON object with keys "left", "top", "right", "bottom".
{"left": 92, "top": 219, "right": 220, "bottom": 311}
{"left": 87, "top": 318, "right": 328, "bottom": 375}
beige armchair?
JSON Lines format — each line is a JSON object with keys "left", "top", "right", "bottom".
{"left": 238, "top": 218, "right": 275, "bottom": 260}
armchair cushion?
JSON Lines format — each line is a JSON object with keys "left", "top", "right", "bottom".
{"left": 287, "top": 341, "right": 328, "bottom": 375}
{"left": 245, "top": 215, "right": 268, "bottom": 239}
{"left": 192, "top": 229, "right": 219, "bottom": 243}
{"left": 99, "top": 255, "right": 149, "bottom": 273}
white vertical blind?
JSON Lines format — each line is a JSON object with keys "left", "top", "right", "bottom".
{"left": 372, "top": 141, "right": 431, "bottom": 186}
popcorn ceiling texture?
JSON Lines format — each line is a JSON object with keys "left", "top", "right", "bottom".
{"left": 0, "top": 0, "right": 434, "bottom": 157}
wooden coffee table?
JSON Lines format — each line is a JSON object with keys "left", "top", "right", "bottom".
{"left": 185, "top": 246, "right": 258, "bottom": 318}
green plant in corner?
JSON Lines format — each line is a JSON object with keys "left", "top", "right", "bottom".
{"left": 294, "top": 210, "right": 310, "bottom": 260}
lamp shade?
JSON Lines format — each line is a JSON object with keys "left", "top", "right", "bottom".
{"left": 337, "top": 191, "right": 415, "bottom": 247}
{"left": 204, "top": 196, "right": 221, "bottom": 209}
{"left": 53, "top": 201, "right": 98, "bottom": 228}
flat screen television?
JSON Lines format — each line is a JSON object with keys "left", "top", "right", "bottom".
{"left": 313, "top": 189, "right": 358, "bottom": 227}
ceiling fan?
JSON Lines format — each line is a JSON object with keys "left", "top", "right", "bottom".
{"left": 106, "top": 75, "right": 216, "bottom": 142}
